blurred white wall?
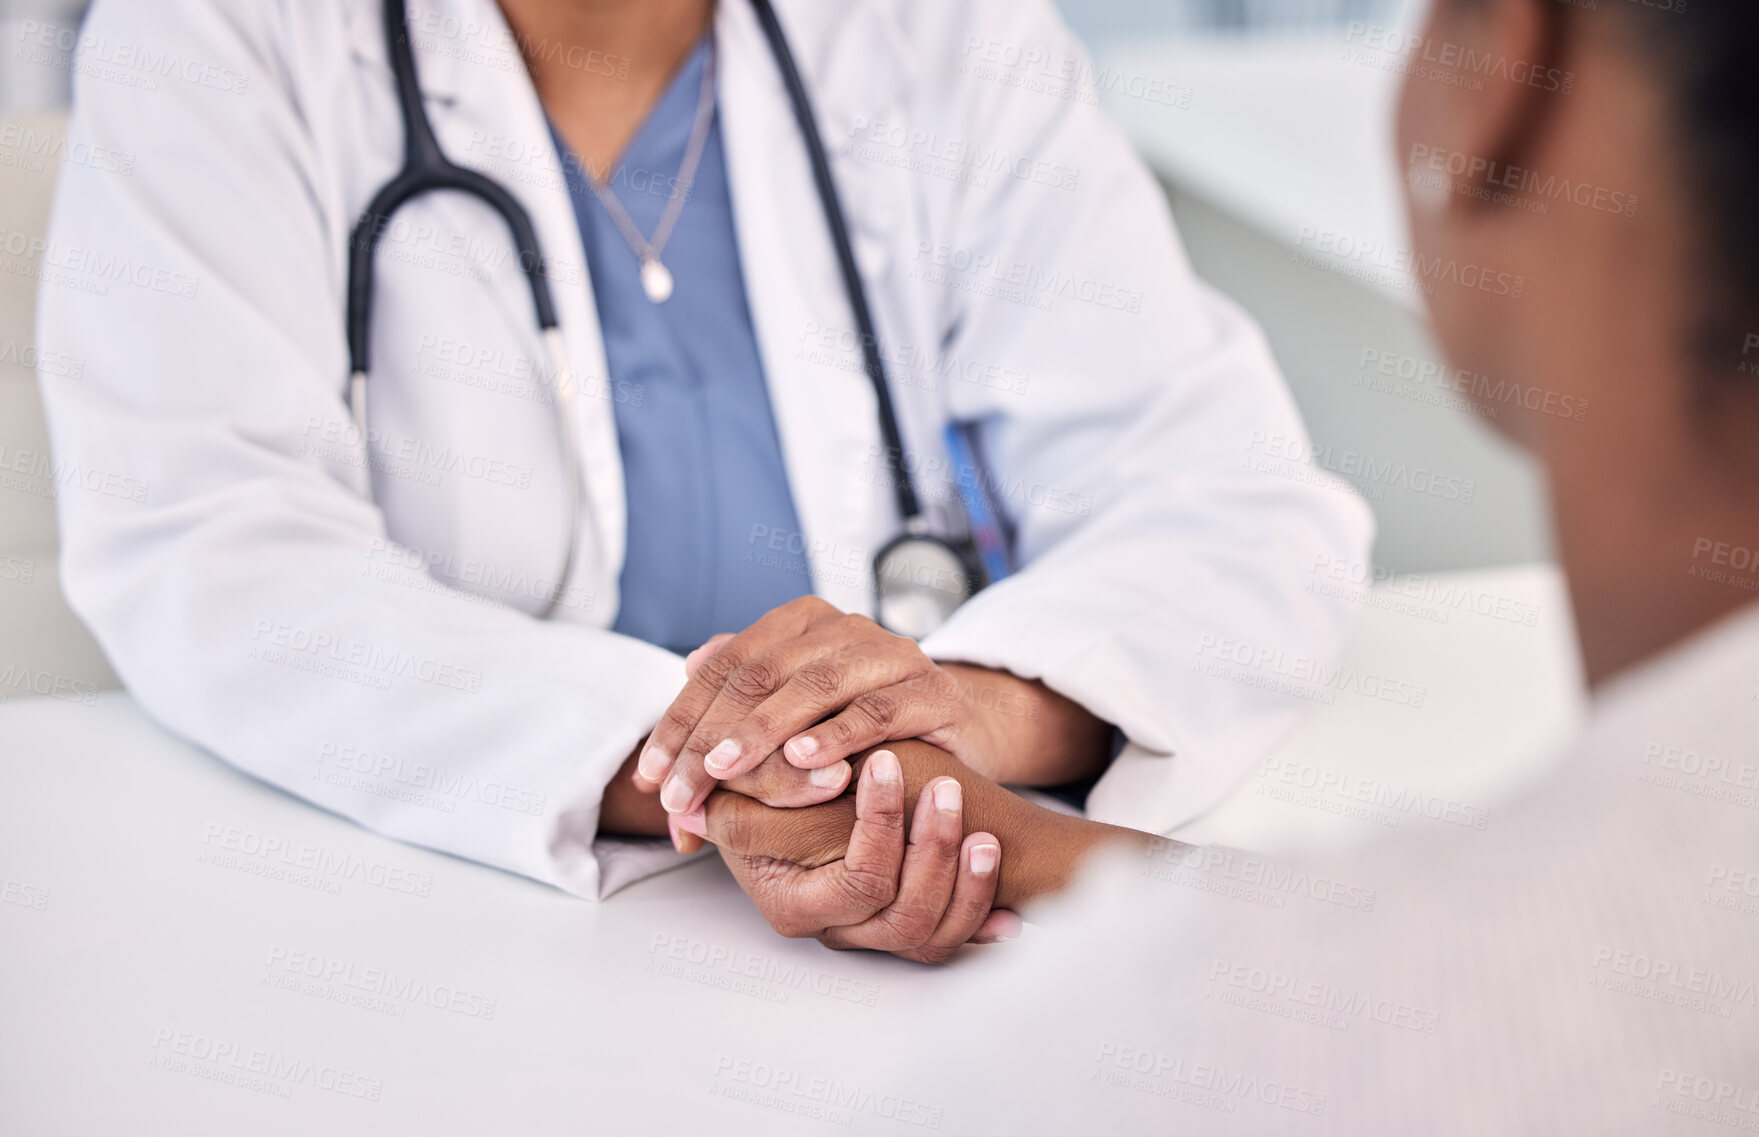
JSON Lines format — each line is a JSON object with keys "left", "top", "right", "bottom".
{"left": 0, "top": 0, "right": 90, "bottom": 112}
{"left": 1067, "top": 0, "right": 1550, "bottom": 573}
{"left": 1055, "top": 0, "right": 1415, "bottom": 39}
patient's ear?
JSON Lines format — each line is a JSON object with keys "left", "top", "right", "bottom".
{"left": 1397, "top": 0, "right": 1568, "bottom": 215}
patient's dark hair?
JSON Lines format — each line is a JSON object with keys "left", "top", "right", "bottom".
{"left": 1456, "top": 0, "right": 1759, "bottom": 382}
{"left": 1627, "top": 3, "right": 1759, "bottom": 379}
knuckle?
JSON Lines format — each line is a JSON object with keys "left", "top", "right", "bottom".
{"left": 744, "top": 705, "right": 784, "bottom": 742}
{"left": 655, "top": 705, "right": 698, "bottom": 742}
{"left": 880, "top": 903, "right": 938, "bottom": 947}
{"left": 697, "top": 646, "right": 745, "bottom": 688}
{"left": 865, "top": 802, "right": 908, "bottom": 839}
{"left": 788, "top": 595, "right": 834, "bottom": 620}
{"left": 854, "top": 689, "right": 902, "bottom": 730}
{"left": 912, "top": 942, "right": 956, "bottom": 965}
{"left": 920, "top": 835, "right": 962, "bottom": 868}
{"left": 683, "top": 729, "right": 723, "bottom": 762}
{"left": 751, "top": 760, "right": 802, "bottom": 803}
{"left": 714, "top": 809, "right": 754, "bottom": 854}
{"left": 794, "top": 660, "right": 844, "bottom": 702}
{"left": 820, "top": 714, "right": 860, "bottom": 750}
{"left": 727, "top": 657, "right": 785, "bottom": 701}
{"left": 838, "top": 865, "right": 898, "bottom": 913}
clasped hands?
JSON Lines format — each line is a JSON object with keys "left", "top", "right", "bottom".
{"left": 621, "top": 596, "right": 1121, "bottom": 963}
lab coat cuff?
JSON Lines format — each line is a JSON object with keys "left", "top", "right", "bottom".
{"left": 592, "top": 836, "right": 713, "bottom": 899}
{"left": 920, "top": 617, "right": 1221, "bottom": 833}
{"left": 542, "top": 643, "right": 697, "bottom": 899}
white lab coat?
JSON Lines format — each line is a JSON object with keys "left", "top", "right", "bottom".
{"left": 37, "top": 0, "right": 1372, "bottom": 897}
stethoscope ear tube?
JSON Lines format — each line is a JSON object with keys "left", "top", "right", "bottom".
{"left": 347, "top": 0, "right": 560, "bottom": 379}
{"left": 750, "top": 0, "right": 994, "bottom": 637}
{"left": 746, "top": 0, "right": 922, "bottom": 527}
{"left": 345, "top": 0, "right": 581, "bottom": 617}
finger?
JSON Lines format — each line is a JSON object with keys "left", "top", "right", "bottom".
{"left": 720, "top": 751, "right": 852, "bottom": 809}
{"left": 660, "top": 635, "right": 836, "bottom": 814}
{"left": 639, "top": 597, "right": 836, "bottom": 791}
{"left": 674, "top": 615, "right": 927, "bottom": 799}
{"left": 683, "top": 633, "right": 736, "bottom": 679}
{"left": 700, "top": 755, "right": 906, "bottom": 932}
{"left": 784, "top": 672, "right": 957, "bottom": 770}
{"left": 720, "top": 643, "right": 928, "bottom": 773}
{"left": 907, "top": 834, "right": 1002, "bottom": 962}
{"left": 794, "top": 748, "right": 908, "bottom": 926}
{"left": 971, "top": 908, "right": 1022, "bottom": 945}
{"left": 630, "top": 762, "right": 662, "bottom": 794}
{"left": 668, "top": 811, "right": 705, "bottom": 855}
{"left": 820, "top": 777, "right": 963, "bottom": 953}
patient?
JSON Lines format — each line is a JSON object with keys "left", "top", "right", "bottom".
{"left": 667, "top": 2, "right": 1759, "bottom": 1120}
{"left": 837, "top": 0, "right": 1759, "bottom": 1130}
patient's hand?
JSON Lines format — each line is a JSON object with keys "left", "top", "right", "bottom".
{"left": 678, "top": 748, "right": 1017, "bottom": 963}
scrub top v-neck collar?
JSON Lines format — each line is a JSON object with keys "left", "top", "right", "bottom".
{"left": 551, "top": 35, "right": 813, "bottom": 657}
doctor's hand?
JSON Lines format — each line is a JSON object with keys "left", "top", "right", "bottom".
{"left": 675, "top": 748, "right": 1018, "bottom": 963}
{"left": 628, "top": 634, "right": 854, "bottom": 848}
{"left": 637, "top": 596, "right": 1112, "bottom": 819}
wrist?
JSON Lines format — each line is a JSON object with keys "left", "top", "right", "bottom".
{"left": 992, "top": 807, "right": 1147, "bottom": 910}
{"left": 933, "top": 662, "right": 1111, "bottom": 786}
{"left": 928, "top": 663, "right": 1013, "bottom": 780}
{"left": 597, "top": 743, "right": 670, "bottom": 839}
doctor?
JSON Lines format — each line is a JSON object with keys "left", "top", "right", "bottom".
{"left": 38, "top": 0, "right": 1368, "bottom": 921}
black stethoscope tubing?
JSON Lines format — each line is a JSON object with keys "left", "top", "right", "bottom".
{"left": 345, "top": 0, "right": 920, "bottom": 525}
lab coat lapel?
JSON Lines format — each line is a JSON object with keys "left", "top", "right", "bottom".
{"left": 716, "top": 0, "right": 893, "bottom": 618}
{"left": 402, "top": 0, "right": 629, "bottom": 622}
{"left": 354, "top": 0, "right": 909, "bottom": 622}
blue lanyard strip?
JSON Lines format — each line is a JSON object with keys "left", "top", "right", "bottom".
{"left": 943, "top": 422, "right": 1011, "bottom": 584}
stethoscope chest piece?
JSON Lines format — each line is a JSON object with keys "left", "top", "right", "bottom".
{"left": 873, "top": 532, "right": 983, "bottom": 641}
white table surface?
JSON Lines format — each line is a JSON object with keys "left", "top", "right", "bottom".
{"left": 1, "top": 565, "right": 1583, "bottom": 1135}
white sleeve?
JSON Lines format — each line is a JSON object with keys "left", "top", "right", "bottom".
{"left": 912, "top": 0, "right": 1375, "bottom": 833}
{"left": 35, "top": 0, "right": 688, "bottom": 899}
{"left": 847, "top": 735, "right": 1759, "bottom": 1134}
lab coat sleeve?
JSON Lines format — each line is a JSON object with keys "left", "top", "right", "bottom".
{"left": 34, "top": 0, "right": 688, "bottom": 899}
{"left": 911, "top": 0, "right": 1376, "bottom": 834}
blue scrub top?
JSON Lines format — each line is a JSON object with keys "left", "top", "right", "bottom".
{"left": 553, "top": 37, "right": 812, "bottom": 656}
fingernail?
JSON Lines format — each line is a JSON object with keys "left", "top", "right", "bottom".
{"left": 992, "top": 912, "right": 1023, "bottom": 942}
{"left": 660, "top": 777, "right": 694, "bottom": 813}
{"left": 933, "top": 778, "right": 961, "bottom": 813}
{"left": 786, "top": 735, "right": 818, "bottom": 764}
{"left": 809, "top": 762, "right": 848, "bottom": 789}
{"left": 869, "top": 750, "right": 900, "bottom": 784}
{"left": 637, "top": 745, "right": 671, "bottom": 782}
{"left": 969, "top": 843, "right": 999, "bottom": 875}
{"left": 673, "top": 808, "right": 707, "bottom": 838}
{"left": 703, "top": 739, "right": 741, "bottom": 775}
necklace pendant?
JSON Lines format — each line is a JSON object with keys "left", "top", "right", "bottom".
{"left": 639, "top": 257, "right": 674, "bottom": 304}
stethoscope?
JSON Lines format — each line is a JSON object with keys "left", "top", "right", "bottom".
{"left": 345, "top": 0, "right": 998, "bottom": 638}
